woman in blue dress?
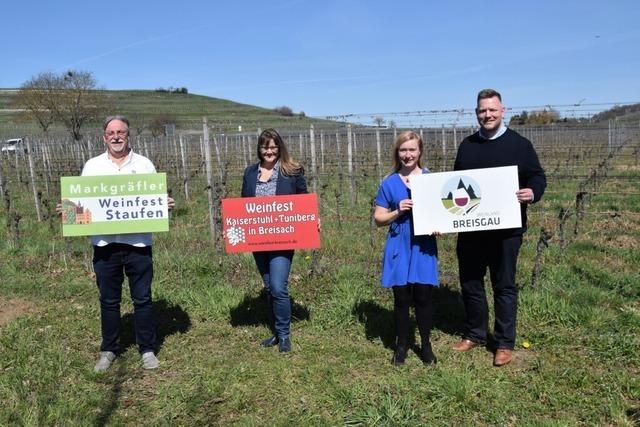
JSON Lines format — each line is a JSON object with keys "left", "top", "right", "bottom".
{"left": 374, "top": 130, "right": 439, "bottom": 365}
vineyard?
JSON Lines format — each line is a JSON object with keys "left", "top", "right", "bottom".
{"left": 0, "top": 121, "right": 639, "bottom": 425}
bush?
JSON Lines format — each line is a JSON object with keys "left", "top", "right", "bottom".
{"left": 155, "top": 87, "right": 189, "bottom": 95}
{"left": 274, "top": 106, "right": 294, "bottom": 117}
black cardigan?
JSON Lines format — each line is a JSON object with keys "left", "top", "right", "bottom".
{"left": 241, "top": 163, "right": 308, "bottom": 197}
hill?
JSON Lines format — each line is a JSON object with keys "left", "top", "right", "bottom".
{"left": 0, "top": 89, "right": 331, "bottom": 133}
{"left": 591, "top": 102, "right": 640, "bottom": 124}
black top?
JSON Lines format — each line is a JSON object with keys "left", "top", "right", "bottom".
{"left": 454, "top": 128, "right": 546, "bottom": 235}
{"left": 241, "top": 162, "right": 308, "bottom": 197}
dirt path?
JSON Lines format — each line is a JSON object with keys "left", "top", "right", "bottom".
{"left": 0, "top": 298, "right": 37, "bottom": 326}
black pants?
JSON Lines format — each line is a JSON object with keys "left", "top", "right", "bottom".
{"left": 392, "top": 284, "right": 434, "bottom": 348}
{"left": 457, "top": 232, "right": 522, "bottom": 350}
{"left": 93, "top": 243, "right": 155, "bottom": 354}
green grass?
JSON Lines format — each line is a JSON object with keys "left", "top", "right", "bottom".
{"left": 0, "top": 140, "right": 639, "bottom": 425}
{"left": 0, "top": 89, "right": 334, "bottom": 132}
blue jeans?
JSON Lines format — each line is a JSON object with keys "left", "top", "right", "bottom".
{"left": 92, "top": 243, "right": 156, "bottom": 354}
{"left": 252, "top": 250, "right": 294, "bottom": 339}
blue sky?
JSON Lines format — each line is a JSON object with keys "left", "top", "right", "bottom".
{"left": 3, "top": 0, "right": 640, "bottom": 124}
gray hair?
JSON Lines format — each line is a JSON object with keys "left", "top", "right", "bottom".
{"left": 103, "top": 115, "right": 130, "bottom": 131}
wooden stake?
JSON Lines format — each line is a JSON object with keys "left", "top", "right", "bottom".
{"left": 25, "top": 138, "right": 42, "bottom": 221}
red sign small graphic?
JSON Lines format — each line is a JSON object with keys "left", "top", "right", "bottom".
{"left": 221, "top": 193, "right": 320, "bottom": 253}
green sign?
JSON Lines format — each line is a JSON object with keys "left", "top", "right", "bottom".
{"left": 60, "top": 173, "right": 169, "bottom": 236}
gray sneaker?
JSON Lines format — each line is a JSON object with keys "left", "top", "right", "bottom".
{"left": 94, "top": 351, "right": 116, "bottom": 372}
{"left": 141, "top": 351, "right": 159, "bottom": 370}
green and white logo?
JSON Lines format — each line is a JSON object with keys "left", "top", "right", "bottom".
{"left": 440, "top": 175, "right": 482, "bottom": 216}
{"left": 60, "top": 173, "right": 169, "bottom": 236}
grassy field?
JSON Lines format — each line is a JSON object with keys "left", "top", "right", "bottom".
{"left": 0, "top": 131, "right": 639, "bottom": 425}
{"left": 0, "top": 89, "right": 330, "bottom": 133}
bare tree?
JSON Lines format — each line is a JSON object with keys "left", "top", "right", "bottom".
{"left": 13, "top": 72, "right": 60, "bottom": 133}
{"left": 373, "top": 116, "right": 385, "bottom": 127}
{"left": 53, "top": 71, "right": 108, "bottom": 141}
{"left": 14, "top": 70, "right": 108, "bottom": 140}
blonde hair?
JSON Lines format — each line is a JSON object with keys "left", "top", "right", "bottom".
{"left": 391, "top": 130, "right": 423, "bottom": 173}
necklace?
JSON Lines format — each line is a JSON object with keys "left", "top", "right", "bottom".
{"left": 399, "top": 171, "right": 417, "bottom": 182}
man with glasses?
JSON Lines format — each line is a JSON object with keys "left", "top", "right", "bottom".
{"left": 79, "top": 115, "right": 174, "bottom": 372}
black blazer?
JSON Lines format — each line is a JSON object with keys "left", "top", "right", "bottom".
{"left": 241, "top": 163, "right": 308, "bottom": 197}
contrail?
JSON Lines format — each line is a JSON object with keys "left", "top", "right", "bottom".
{"left": 56, "top": 25, "right": 208, "bottom": 71}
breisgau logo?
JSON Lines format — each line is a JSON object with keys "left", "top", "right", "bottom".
{"left": 441, "top": 175, "right": 482, "bottom": 215}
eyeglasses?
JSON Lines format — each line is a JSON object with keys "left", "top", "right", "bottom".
{"left": 260, "top": 145, "right": 279, "bottom": 152}
{"left": 104, "top": 130, "right": 128, "bottom": 138}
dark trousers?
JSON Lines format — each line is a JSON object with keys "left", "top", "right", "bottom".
{"left": 92, "top": 243, "right": 155, "bottom": 354}
{"left": 456, "top": 232, "right": 522, "bottom": 350}
{"left": 392, "top": 284, "right": 434, "bottom": 348}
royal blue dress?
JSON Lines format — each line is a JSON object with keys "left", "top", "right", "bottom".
{"left": 375, "top": 169, "right": 439, "bottom": 288}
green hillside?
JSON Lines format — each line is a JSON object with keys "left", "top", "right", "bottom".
{"left": 0, "top": 89, "right": 331, "bottom": 132}
{"left": 592, "top": 103, "right": 640, "bottom": 124}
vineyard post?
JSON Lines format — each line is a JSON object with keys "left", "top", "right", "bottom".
{"left": 608, "top": 120, "right": 612, "bottom": 154}
{"left": 375, "top": 128, "right": 382, "bottom": 183}
{"left": 202, "top": 118, "right": 218, "bottom": 246}
{"left": 335, "top": 131, "right": 342, "bottom": 173}
{"left": 309, "top": 124, "right": 317, "bottom": 192}
{"left": 0, "top": 158, "right": 6, "bottom": 215}
{"left": 453, "top": 124, "right": 457, "bottom": 150}
{"left": 142, "top": 136, "right": 150, "bottom": 160}
{"left": 441, "top": 124, "right": 446, "bottom": 171}
{"left": 42, "top": 142, "right": 51, "bottom": 194}
{"left": 13, "top": 143, "right": 22, "bottom": 185}
{"left": 213, "top": 136, "right": 223, "bottom": 181}
{"left": 179, "top": 134, "right": 189, "bottom": 200}
{"left": 172, "top": 136, "right": 180, "bottom": 178}
{"left": 78, "top": 139, "right": 86, "bottom": 166}
{"left": 320, "top": 130, "right": 325, "bottom": 173}
{"left": 423, "top": 128, "right": 429, "bottom": 167}
{"left": 25, "top": 138, "right": 42, "bottom": 221}
{"left": 347, "top": 124, "right": 354, "bottom": 204}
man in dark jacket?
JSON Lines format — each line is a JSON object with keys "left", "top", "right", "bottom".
{"left": 451, "top": 89, "right": 546, "bottom": 366}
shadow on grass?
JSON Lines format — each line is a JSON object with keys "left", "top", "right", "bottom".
{"left": 352, "top": 284, "right": 466, "bottom": 351}
{"left": 119, "top": 298, "right": 192, "bottom": 354}
{"left": 352, "top": 299, "right": 398, "bottom": 349}
{"left": 95, "top": 298, "right": 191, "bottom": 426}
{"left": 432, "top": 284, "right": 465, "bottom": 336}
{"left": 229, "top": 290, "right": 310, "bottom": 329}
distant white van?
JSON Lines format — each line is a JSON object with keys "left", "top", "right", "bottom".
{"left": 1, "top": 138, "right": 24, "bottom": 153}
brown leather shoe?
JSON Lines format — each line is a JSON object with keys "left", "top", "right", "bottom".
{"left": 493, "top": 349, "right": 513, "bottom": 366}
{"left": 452, "top": 339, "right": 481, "bottom": 351}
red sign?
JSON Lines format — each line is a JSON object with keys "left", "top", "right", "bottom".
{"left": 221, "top": 193, "right": 320, "bottom": 253}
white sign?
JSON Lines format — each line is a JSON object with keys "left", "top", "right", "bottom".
{"left": 410, "top": 166, "right": 522, "bottom": 235}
